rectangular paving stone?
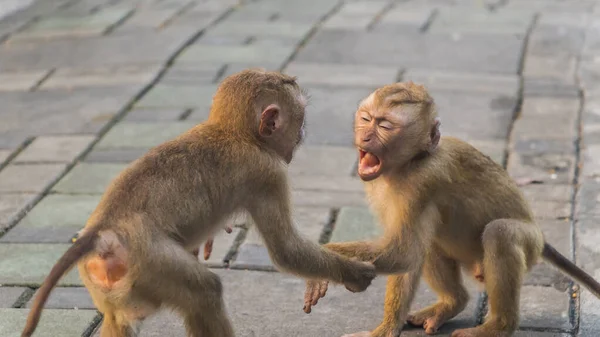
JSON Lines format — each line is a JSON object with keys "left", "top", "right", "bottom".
{"left": 250, "top": 36, "right": 303, "bottom": 48}
{"left": 83, "top": 148, "right": 149, "bottom": 163}
{"left": 0, "top": 149, "right": 11, "bottom": 164}
{"left": 26, "top": 287, "right": 95, "bottom": 309}
{"left": 292, "top": 190, "right": 367, "bottom": 208}
{"left": 0, "top": 244, "right": 82, "bottom": 285}
{"left": 519, "top": 184, "right": 573, "bottom": 203}
{"left": 295, "top": 30, "right": 524, "bottom": 74}
{"left": 123, "top": 107, "right": 189, "bottom": 122}
{"left": 524, "top": 55, "right": 577, "bottom": 84}
{"left": 514, "top": 330, "right": 570, "bottom": 337}
{"left": 135, "top": 84, "right": 216, "bottom": 109}
{"left": 95, "top": 121, "right": 196, "bottom": 149}
{"left": 131, "top": 269, "right": 480, "bottom": 337}
{"left": 331, "top": 206, "right": 382, "bottom": 243}
{"left": 0, "top": 193, "right": 37, "bottom": 232}
{"left": 374, "top": 7, "right": 432, "bottom": 33}
{"left": 575, "top": 180, "right": 600, "bottom": 218}
{"left": 285, "top": 62, "right": 398, "bottom": 88}
{"left": 521, "top": 97, "right": 580, "bottom": 116}
{"left": 428, "top": 8, "right": 533, "bottom": 35}
{"left": 207, "top": 21, "right": 313, "bottom": 39}
{"left": 290, "top": 175, "right": 365, "bottom": 193}
{"left": 230, "top": 243, "right": 276, "bottom": 271}
{"left": 289, "top": 146, "right": 358, "bottom": 176}
{"left": 300, "top": 86, "right": 374, "bottom": 146}
{"left": 507, "top": 152, "right": 576, "bottom": 185}
{"left": 402, "top": 69, "right": 519, "bottom": 96}
{"left": 528, "top": 25, "right": 585, "bottom": 57}
{"left": 322, "top": 15, "right": 373, "bottom": 31}
{"left": 52, "top": 162, "right": 127, "bottom": 194}
{"left": 0, "top": 70, "right": 49, "bottom": 91}
{"left": 0, "top": 308, "right": 98, "bottom": 337}
{"left": 519, "top": 285, "right": 571, "bottom": 330}
{"left": 467, "top": 139, "right": 506, "bottom": 166}
{"left": 579, "top": 287, "right": 600, "bottom": 336}
{"left": 0, "top": 194, "right": 100, "bottom": 243}
{"left": 176, "top": 44, "right": 295, "bottom": 67}
{"left": 11, "top": 4, "right": 133, "bottom": 41}
{"left": 114, "top": 7, "right": 183, "bottom": 31}
{"left": 0, "top": 287, "right": 28, "bottom": 308}
{"left": 511, "top": 139, "right": 576, "bottom": 156}
{"left": 525, "top": 220, "right": 572, "bottom": 289}
{"left": 14, "top": 135, "right": 95, "bottom": 163}
{"left": 40, "top": 64, "right": 161, "bottom": 89}
{"left": 160, "top": 63, "right": 222, "bottom": 86}
{"left": 511, "top": 116, "right": 578, "bottom": 141}
{"left": 216, "top": 62, "right": 283, "bottom": 80}
{"left": 0, "top": 163, "right": 67, "bottom": 193}
{"left": 523, "top": 78, "right": 580, "bottom": 98}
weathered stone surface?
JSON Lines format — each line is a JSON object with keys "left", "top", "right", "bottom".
{"left": 525, "top": 220, "right": 572, "bottom": 289}
{"left": 575, "top": 216, "right": 600, "bottom": 274}
{"left": 127, "top": 269, "right": 479, "bottom": 337}
{"left": 0, "top": 194, "right": 100, "bottom": 243}
{"left": 300, "top": 86, "right": 374, "bottom": 146}
{"left": 521, "top": 97, "right": 580, "bottom": 116}
{"left": 123, "top": 107, "right": 188, "bottom": 122}
{"left": 0, "top": 149, "right": 11, "bottom": 164}
{"left": 10, "top": 4, "right": 133, "bottom": 40}
{"left": 511, "top": 139, "right": 575, "bottom": 156}
{"left": 579, "top": 287, "right": 600, "bottom": 336}
{"left": 402, "top": 69, "right": 519, "bottom": 96}
{"left": 289, "top": 146, "right": 358, "bottom": 176}
{"left": 290, "top": 175, "right": 365, "bottom": 193}
{"left": 217, "top": 62, "right": 283, "bottom": 79}
{"left": 135, "top": 84, "right": 216, "bottom": 109}
{"left": 0, "top": 163, "right": 66, "bottom": 193}
{"left": 467, "top": 139, "right": 506, "bottom": 166}
{"left": 0, "top": 29, "right": 193, "bottom": 71}
{"left": 373, "top": 7, "right": 432, "bottom": 33}
{"left": 524, "top": 55, "right": 578, "bottom": 83}
{"left": 114, "top": 7, "right": 183, "bottom": 32}
{"left": 523, "top": 78, "right": 580, "bottom": 98}
{"left": 160, "top": 63, "right": 222, "bottom": 86}
{"left": 40, "top": 64, "right": 160, "bottom": 89}
{"left": 507, "top": 153, "right": 576, "bottom": 185}
{"left": 0, "top": 244, "right": 82, "bottom": 285}
{"left": 285, "top": 62, "right": 398, "bottom": 87}
{"left": 230, "top": 243, "right": 275, "bottom": 271}
{"left": 296, "top": 30, "right": 524, "bottom": 74}
{"left": 52, "top": 163, "right": 127, "bottom": 194}
{"left": 514, "top": 332, "right": 570, "bottom": 337}
{"left": 519, "top": 184, "right": 573, "bottom": 203}
{"left": 26, "top": 287, "right": 95, "bottom": 309}
{"left": 511, "top": 115, "right": 578, "bottom": 141}
{"left": 0, "top": 308, "right": 97, "bottom": 336}
{"left": 14, "top": 135, "right": 94, "bottom": 163}
{"left": 528, "top": 25, "right": 585, "bottom": 57}
{"left": 208, "top": 21, "right": 313, "bottom": 39}
{"left": 83, "top": 148, "right": 149, "bottom": 163}
{"left": 291, "top": 190, "right": 367, "bottom": 208}
{"left": 519, "top": 285, "right": 571, "bottom": 330}
{"left": 429, "top": 8, "right": 533, "bottom": 35}
{"left": 176, "top": 44, "right": 295, "bottom": 67}
{"left": 0, "top": 287, "right": 28, "bottom": 308}
{"left": 0, "top": 70, "right": 49, "bottom": 91}
{"left": 0, "top": 193, "right": 37, "bottom": 232}
{"left": 0, "top": 86, "right": 138, "bottom": 149}
{"left": 95, "top": 121, "right": 196, "bottom": 149}
{"left": 331, "top": 206, "right": 382, "bottom": 242}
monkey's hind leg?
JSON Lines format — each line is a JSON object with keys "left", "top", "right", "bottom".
{"left": 136, "top": 239, "right": 235, "bottom": 337}
{"left": 451, "top": 219, "right": 543, "bottom": 337}
{"left": 408, "top": 245, "right": 469, "bottom": 335}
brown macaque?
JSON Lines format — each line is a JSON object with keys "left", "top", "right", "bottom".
{"left": 21, "top": 69, "right": 376, "bottom": 337}
{"left": 303, "top": 82, "right": 600, "bottom": 337}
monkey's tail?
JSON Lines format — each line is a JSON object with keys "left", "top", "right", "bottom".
{"left": 21, "top": 227, "right": 100, "bottom": 337}
{"left": 542, "top": 242, "right": 600, "bottom": 299}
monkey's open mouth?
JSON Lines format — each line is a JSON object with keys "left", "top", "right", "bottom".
{"left": 358, "top": 150, "right": 381, "bottom": 180}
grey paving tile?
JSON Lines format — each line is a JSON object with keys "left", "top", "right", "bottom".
{"left": 14, "top": 135, "right": 95, "bottom": 163}
{"left": 285, "top": 62, "right": 398, "bottom": 88}
{"left": 26, "top": 287, "right": 95, "bottom": 310}
{"left": 0, "top": 287, "right": 29, "bottom": 308}
{"left": 0, "top": 164, "right": 67, "bottom": 193}
{"left": 52, "top": 163, "right": 127, "bottom": 195}
{"left": 0, "top": 193, "right": 37, "bottom": 232}
{"left": 95, "top": 121, "right": 196, "bottom": 149}
{"left": 0, "top": 308, "right": 97, "bottom": 336}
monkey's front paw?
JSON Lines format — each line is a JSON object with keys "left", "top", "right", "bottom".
{"left": 408, "top": 303, "right": 460, "bottom": 335}
{"left": 343, "top": 262, "right": 376, "bottom": 293}
{"left": 303, "top": 279, "right": 329, "bottom": 313}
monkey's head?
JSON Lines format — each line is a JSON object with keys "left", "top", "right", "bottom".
{"left": 354, "top": 82, "right": 440, "bottom": 181}
{"left": 210, "top": 68, "right": 308, "bottom": 164}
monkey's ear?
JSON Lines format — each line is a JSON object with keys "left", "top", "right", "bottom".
{"left": 429, "top": 118, "right": 441, "bottom": 152}
{"left": 259, "top": 104, "right": 281, "bottom": 137}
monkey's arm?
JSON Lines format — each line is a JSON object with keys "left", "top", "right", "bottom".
{"left": 247, "top": 179, "right": 375, "bottom": 290}
{"left": 323, "top": 241, "right": 379, "bottom": 261}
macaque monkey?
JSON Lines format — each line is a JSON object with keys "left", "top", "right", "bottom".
{"left": 21, "top": 69, "right": 376, "bottom": 337}
{"left": 303, "top": 82, "right": 600, "bottom": 337}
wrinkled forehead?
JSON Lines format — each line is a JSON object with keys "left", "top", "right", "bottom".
{"left": 358, "top": 92, "right": 421, "bottom": 123}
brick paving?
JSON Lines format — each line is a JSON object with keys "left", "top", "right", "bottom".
{"left": 0, "top": 0, "right": 599, "bottom": 336}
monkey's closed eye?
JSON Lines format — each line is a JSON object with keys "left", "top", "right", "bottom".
{"left": 379, "top": 121, "right": 393, "bottom": 130}
{"left": 361, "top": 116, "right": 371, "bottom": 122}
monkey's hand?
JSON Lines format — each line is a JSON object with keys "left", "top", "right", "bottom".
{"left": 303, "top": 279, "right": 329, "bottom": 313}
{"left": 202, "top": 226, "right": 234, "bottom": 260}
{"left": 341, "top": 260, "right": 376, "bottom": 293}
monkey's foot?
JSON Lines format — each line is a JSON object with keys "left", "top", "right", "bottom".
{"left": 408, "top": 303, "right": 461, "bottom": 334}
{"left": 450, "top": 326, "right": 511, "bottom": 337}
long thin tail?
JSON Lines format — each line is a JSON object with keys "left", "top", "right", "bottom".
{"left": 542, "top": 242, "right": 600, "bottom": 299}
{"left": 21, "top": 227, "right": 100, "bottom": 337}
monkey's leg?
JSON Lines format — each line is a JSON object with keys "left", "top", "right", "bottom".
{"left": 407, "top": 246, "right": 469, "bottom": 335}
{"left": 451, "top": 219, "right": 543, "bottom": 337}
{"left": 99, "top": 311, "right": 138, "bottom": 337}
{"left": 342, "top": 270, "right": 422, "bottom": 337}
{"left": 137, "top": 240, "right": 235, "bottom": 337}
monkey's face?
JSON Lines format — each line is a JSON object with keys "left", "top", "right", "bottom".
{"left": 354, "top": 96, "right": 425, "bottom": 181}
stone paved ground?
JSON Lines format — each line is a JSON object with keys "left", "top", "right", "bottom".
{"left": 0, "top": 0, "right": 600, "bottom": 336}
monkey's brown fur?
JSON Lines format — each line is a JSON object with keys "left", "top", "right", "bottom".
{"left": 21, "top": 69, "right": 376, "bottom": 337}
{"left": 303, "top": 82, "right": 600, "bottom": 337}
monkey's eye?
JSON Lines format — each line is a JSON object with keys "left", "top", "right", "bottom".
{"left": 361, "top": 115, "right": 371, "bottom": 122}
{"left": 379, "top": 121, "right": 393, "bottom": 130}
